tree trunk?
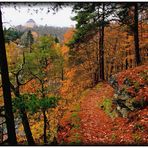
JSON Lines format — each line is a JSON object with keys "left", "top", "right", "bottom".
{"left": 43, "top": 110, "right": 47, "bottom": 145}
{"left": 100, "top": 26, "right": 105, "bottom": 80}
{"left": 134, "top": 3, "right": 141, "bottom": 65}
{"left": 0, "top": 9, "right": 17, "bottom": 145}
{"left": 51, "top": 136, "right": 58, "bottom": 145}
{"left": 125, "top": 59, "right": 128, "bottom": 70}
{"left": 94, "top": 69, "right": 99, "bottom": 85}
{"left": 20, "top": 109, "right": 35, "bottom": 145}
{"left": 41, "top": 84, "right": 48, "bottom": 145}
{"left": 29, "top": 41, "right": 31, "bottom": 53}
{"left": 15, "top": 90, "right": 35, "bottom": 145}
{"left": 94, "top": 42, "right": 99, "bottom": 85}
{"left": 99, "top": 3, "right": 105, "bottom": 81}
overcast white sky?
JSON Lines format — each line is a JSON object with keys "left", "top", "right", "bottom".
{"left": 1, "top": 3, "right": 76, "bottom": 28}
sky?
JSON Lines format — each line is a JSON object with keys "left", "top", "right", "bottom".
{"left": 1, "top": 3, "right": 76, "bottom": 28}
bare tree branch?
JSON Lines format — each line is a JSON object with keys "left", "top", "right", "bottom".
{"left": 9, "top": 82, "right": 15, "bottom": 93}
{"left": 19, "top": 77, "right": 34, "bottom": 86}
{"left": 28, "top": 68, "right": 42, "bottom": 83}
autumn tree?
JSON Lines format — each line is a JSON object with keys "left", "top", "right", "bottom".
{"left": 25, "top": 34, "right": 62, "bottom": 144}
{"left": 13, "top": 93, "right": 59, "bottom": 145}
{"left": 6, "top": 42, "right": 35, "bottom": 145}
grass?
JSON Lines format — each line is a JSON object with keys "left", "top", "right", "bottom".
{"left": 70, "top": 109, "right": 81, "bottom": 144}
{"left": 101, "top": 98, "right": 112, "bottom": 114}
{"left": 71, "top": 112, "right": 78, "bottom": 118}
{"left": 75, "top": 139, "right": 81, "bottom": 144}
{"left": 71, "top": 112, "right": 80, "bottom": 126}
{"left": 111, "top": 133, "right": 117, "bottom": 142}
{"left": 132, "top": 133, "right": 141, "bottom": 144}
{"left": 72, "top": 124, "right": 80, "bottom": 129}
{"left": 100, "top": 98, "right": 116, "bottom": 118}
{"left": 70, "top": 133, "right": 81, "bottom": 145}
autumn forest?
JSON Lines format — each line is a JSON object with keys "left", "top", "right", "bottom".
{"left": 0, "top": 2, "right": 148, "bottom": 146}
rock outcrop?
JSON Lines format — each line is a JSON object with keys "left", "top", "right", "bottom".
{"left": 109, "top": 65, "right": 148, "bottom": 118}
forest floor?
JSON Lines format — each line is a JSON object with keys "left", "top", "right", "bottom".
{"left": 79, "top": 82, "right": 115, "bottom": 145}
{"left": 58, "top": 65, "right": 148, "bottom": 145}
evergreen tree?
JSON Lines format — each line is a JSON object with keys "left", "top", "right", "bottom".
{"left": 69, "top": 2, "right": 116, "bottom": 81}
{"left": 116, "top": 2, "right": 148, "bottom": 65}
{"left": 4, "top": 27, "right": 23, "bottom": 44}
{"left": 55, "top": 36, "right": 59, "bottom": 43}
{"left": 27, "top": 30, "right": 34, "bottom": 52}
{"left": 20, "top": 30, "right": 34, "bottom": 52}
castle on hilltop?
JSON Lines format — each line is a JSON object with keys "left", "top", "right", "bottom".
{"left": 24, "top": 19, "right": 37, "bottom": 28}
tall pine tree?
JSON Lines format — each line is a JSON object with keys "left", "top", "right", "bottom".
{"left": 116, "top": 2, "right": 146, "bottom": 65}
{"left": 69, "top": 2, "right": 116, "bottom": 82}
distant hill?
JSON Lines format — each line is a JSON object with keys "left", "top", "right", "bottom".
{"left": 15, "top": 23, "right": 69, "bottom": 42}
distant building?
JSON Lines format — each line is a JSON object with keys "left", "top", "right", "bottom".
{"left": 24, "top": 19, "right": 37, "bottom": 28}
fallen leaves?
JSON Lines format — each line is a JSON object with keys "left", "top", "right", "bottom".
{"left": 57, "top": 65, "right": 148, "bottom": 145}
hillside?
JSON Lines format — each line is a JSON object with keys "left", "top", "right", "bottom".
{"left": 57, "top": 65, "right": 148, "bottom": 145}
{"left": 15, "top": 25, "right": 69, "bottom": 42}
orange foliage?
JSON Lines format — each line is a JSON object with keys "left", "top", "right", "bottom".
{"left": 20, "top": 79, "right": 40, "bottom": 94}
{"left": 61, "top": 28, "right": 75, "bottom": 56}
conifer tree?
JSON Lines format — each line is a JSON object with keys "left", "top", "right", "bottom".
{"left": 69, "top": 2, "right": 116, "bottom": 81}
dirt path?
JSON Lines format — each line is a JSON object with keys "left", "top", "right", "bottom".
{"left": 79, "top": 82, "right": 148, "bottom": 145}
{"left": 79, "top": 82, "right": 115, "bottom": 145}
{"left": 58, "top": 65, "right": 148, "bottom": 145}
{"left": 58, "top": 81, "right": 148, "bottom": 145}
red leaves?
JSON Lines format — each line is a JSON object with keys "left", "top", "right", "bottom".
{"left": 136, "top": 87, "right": 148, "bottom": 102}
{"left": 116, "top": 65, "right": 147, "bottom": 86}
{"left": 127, "top": 87, "right": 136, "bottom": 96}
{"left": 57, "top": 65, "right": 148, "bottom": 145}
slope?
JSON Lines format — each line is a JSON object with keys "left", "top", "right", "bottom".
{"left": 57, "top": 64, "right": 148, "bottom": 145}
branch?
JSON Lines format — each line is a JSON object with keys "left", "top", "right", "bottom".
{"left": 10, "top": 52, "right": 32, "bottom": 87}
{"left": 19, "top": 77, "right": 34, "bottom": 86}
{"left": 28, "top": 68, "right": 42, "bottom": 83}
{"left": 109, "top": 18, "right": 121, "bottom": 22}
{"left": 10, "top": 71, "right": 17, "bottom": 76}
{"left": 10, "top": 71, "right": 21, "bottom": 86}
{"left": 0, "top": 113, "right": 5, "bottom": 117}
{"left": 0, "top": 106, "right": 5, "bottom": 117}
{"left": 12, "top": 51, "right": 26, "bottom": 80}
{"left": 10, "top": 81, "right": 16, "bottom": 93}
